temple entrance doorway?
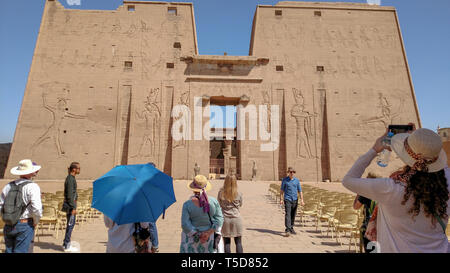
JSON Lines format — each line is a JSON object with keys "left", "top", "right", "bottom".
{"left": 208, "top": 96, "right": 240, "bottom": 179}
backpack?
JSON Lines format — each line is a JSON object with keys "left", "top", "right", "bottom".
{"left": 1, "top": 181, "right": 32, "bottom": 226}
{"left": 132, "top": 223, "right": 150, "bottom": 253}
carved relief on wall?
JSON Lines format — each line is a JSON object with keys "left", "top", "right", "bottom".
{"left": 32, "top": 82, "right": 86, "bottom": 157}
{"left": 361, "top": 92, "right": 404, "bottom": 128}
{"left": 309, "top": 25, "right": 398, "bottom": 50}
{"left": 131, "top": 88, "right": 161, "bottom": 158}
{"left": 290, "top": 88, "right": 317, "bottom": 159}
{"left": 173, "top": 90, "right": 190, "bottom": 149}
{"left": 261, "top": 90, "right": 272, "bottom": 133}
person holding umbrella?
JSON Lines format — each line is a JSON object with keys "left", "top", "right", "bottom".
{"left": 180, "top": 175, "right": 224, "bottom": 253}
{"left": 92, "top": 163, "right": 177, "bottom": 253}
{"left": 104, "top": 216, "right": 150, "bottom": 253}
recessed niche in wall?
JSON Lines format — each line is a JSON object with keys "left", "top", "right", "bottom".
{"left": 173, "top": 42, "right": 181, "bottom": 48}
{"left": 168, "top": 7, "right": 177, "bottom": 15}
{"left": 276, "top": 65, "right": 284, "bottom": 71}
{"left": 63, "top": 130, "right": 67, "bottom": 134}
{"left": 316, "top": 66, "right": 324, "bottom": 72}
{"left": 167, "top": 63, "right": 174, "bottom": 69}
{"left": 314, "top": 11, "right": 322, "bottom": 17}
{"left": 275, "top": 10, "right": 282, "bottom": 16}
{"left": 124, "top": 61, "right": 133, "bottom": 70}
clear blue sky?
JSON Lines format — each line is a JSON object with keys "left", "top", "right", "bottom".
{"left": 1, "top": 0, "right": 449, "bottom": 143}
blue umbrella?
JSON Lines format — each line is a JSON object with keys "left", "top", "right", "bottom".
{"left": 92, "top": 163, "right": 176, "bottom": 225}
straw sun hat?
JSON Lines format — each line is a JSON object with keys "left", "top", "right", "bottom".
{"left": 187, "top": 175, "right": 212, "bottom": 192}
{"left": 10, "top": 159, "right": 41, "bottom": 176}
{"left": 391, "top": 128, "right": 447, "bottom": 173}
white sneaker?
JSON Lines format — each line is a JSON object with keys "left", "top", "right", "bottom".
{"left": 64, "top": 245, "right": 80, "bottom": 253}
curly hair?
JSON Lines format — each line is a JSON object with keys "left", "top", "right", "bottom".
{"left": 401, "top": 167, "right": 449, "bottom": 225}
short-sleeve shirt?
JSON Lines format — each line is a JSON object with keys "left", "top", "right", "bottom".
{"left": 281, "top": 177, "right": 302, "bottom": 202}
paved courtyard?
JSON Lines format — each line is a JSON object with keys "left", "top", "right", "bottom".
{"left": 0, "top": 179, "right": 359, "bottom": 253}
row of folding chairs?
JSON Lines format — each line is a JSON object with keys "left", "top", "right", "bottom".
{"left": 35, "top": 188, "right": 98, "bottom": 241}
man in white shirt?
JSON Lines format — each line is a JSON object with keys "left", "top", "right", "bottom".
{"left": 0, "top": 159, "right": 43, "bottom": 253}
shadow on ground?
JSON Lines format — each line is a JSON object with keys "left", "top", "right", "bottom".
{"left": 34, "top": 241, "right": 63, "bottom": 252}
{"left": 246, "top": 228, "right": 286, "bottom": 236}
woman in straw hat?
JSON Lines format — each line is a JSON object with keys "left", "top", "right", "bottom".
{"left": 218, "top": 174, "right": 244, "bottom": 253}
{"left": 343, "top": 127, "right": 449, "bottom": 253}
{"left": 180, "top": 175, "right": 224, "bottom": 253}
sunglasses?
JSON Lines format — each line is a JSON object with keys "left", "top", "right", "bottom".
{"left": 289, "top": 171, "right": 296, "bottom": 174}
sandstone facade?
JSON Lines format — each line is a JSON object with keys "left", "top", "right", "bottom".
{"left": 6, "top": 1, "right": 421, "bottom": 181}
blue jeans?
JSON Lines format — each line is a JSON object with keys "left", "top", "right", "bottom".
{"left": 63, "top": 211, "right": 76, "bottom": 248}
{"left": 4, "top": 219, "right": 35, "bottom": 253}
{"left": 149, "top": 222, "right": 158, "bottom": 248}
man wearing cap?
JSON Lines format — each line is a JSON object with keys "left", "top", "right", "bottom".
{"left": 280, "top": 167, "right": 304, "bottom": 236}
{"left": 0, "top": 159, "right": 43, "bottom": 253}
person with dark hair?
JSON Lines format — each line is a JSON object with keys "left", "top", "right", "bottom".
{"left": 343, "top": 127, "right": 450, "bottom": 253}
{"left": 353, "top": 172, "right": 378, "bottom": 253}
{"left": 280, "top": 167, "right": 304, "bottom": 236}
{"left": 62, "top": 162, "right": 80, "bottom": 252}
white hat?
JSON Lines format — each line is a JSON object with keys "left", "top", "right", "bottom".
{"left": 10, "top": 159, "right": 42, "bottom": 176}
{"left": 391, "top": 128, "right": 447, "bottom": 173}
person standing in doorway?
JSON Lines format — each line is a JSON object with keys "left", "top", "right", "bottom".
{"left": 280, "top": 167, "right": 304, "bottom": 236}
{"left": 62, "top": 162, "right": 80, "bottom": 252}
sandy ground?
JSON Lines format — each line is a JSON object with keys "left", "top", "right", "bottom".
{"left": 0, "top": 178, "right": 362, "bottom": 253}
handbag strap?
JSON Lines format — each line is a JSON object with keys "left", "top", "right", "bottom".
{"left": 434, "top": 214, "right": 446, "bottom": 234}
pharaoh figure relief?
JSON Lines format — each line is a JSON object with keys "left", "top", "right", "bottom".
{"left": 363, "top": 92, "right": 404, "bottom": 127}
{"left": 261, "top": 90, "right": 271, "bottom": 133}
{"left": 132, "top": 87, "right": 161, "bottom": 157}
{"left": 32, "top": 82, "right": 86, "bottom": 157}
{"left": 173, "top": 90, "right": 190, "bottom": 149}
{"left": 290, "top": 88, "right": 316, "bottom": 159}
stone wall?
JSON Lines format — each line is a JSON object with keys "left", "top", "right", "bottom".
{"left": 0, "top": 143, "right": 12, "bottom": 178}
{"left": 6, "top": 1, "right": 421, "bottom": 181}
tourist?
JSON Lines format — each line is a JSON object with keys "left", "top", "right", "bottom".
{"left": 352, "top": 172, "right": 378, "bottom": 253}
{"left": 147, "top": 162, "right": 159, "bottom": 253}
{"left": 218, "top": 174, "right": 243, "bottom": 253}
{"left": 180, "top": 175, "right": 224, "bottom": 253}
{"left": 148, "top": 221, "right": 159, "bottom": 253}
{"left": 62, "top": 162, "right": 80, "bottom": 252}
{"left": 343, "top": 128, "right": 449, "bottom": 253}
{"left": 280, "top": 167, "right": 304, "bottom": 236}
{"left": 104, "top": 215, "right": 150, "bottom": 253}
{"left": 0, "top": 159, "right": 42, "bottom": 253}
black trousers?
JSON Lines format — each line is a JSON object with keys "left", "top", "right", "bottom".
{"left": 284, "top": 200, "right": 298, "bottom": 232}
{"left": 223, "top": 236, "right": 243, "bottom": 253}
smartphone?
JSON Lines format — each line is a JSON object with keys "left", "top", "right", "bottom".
{"left": 388, "top": 124, "right": 413, "bottom": 135}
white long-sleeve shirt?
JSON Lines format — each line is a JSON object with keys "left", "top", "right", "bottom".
{"left": 103, "top": 215, "right": 149, "bottom": 253}
{"left": 342, "top": 148, "right": 450, "bottom": 253}
{"left": 0, "top": 179, "right": 43, "bottom": 224}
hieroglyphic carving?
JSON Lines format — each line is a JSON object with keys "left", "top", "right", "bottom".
{"left": 290, "top": 88, "right": 316, "bottom": 159}
{"left": 32, "top": 83, "right": 86, "bottom": 157}
{"left": 173, "top": 90, "right": 190, "bottom": 149}
{"left": 310, "top": 25, "right": 397, "bottom": 50}
{"left": 261, "top": 90, "right": 271, "bottom": 133}
{"left": 132, "top": 88, "right": 161, "bottom": 157}
{"left": 362, "top": 93, "right": 404, "bottom": 127}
